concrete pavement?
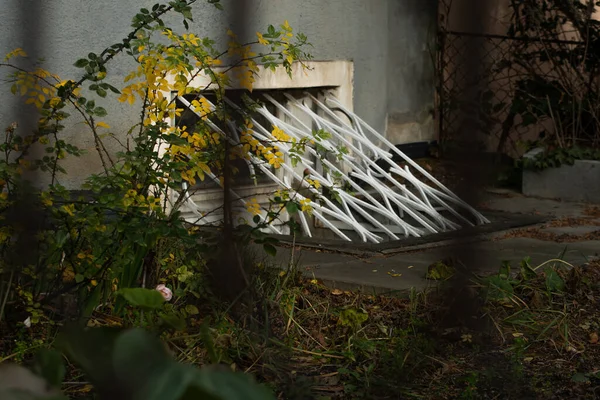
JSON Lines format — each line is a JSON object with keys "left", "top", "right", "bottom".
{"left": 252, "top": 190, "right": 600, "bottom": 294}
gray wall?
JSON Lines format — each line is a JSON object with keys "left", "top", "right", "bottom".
{"left": 0, "top": 0, "right": 437, "bottom": 188}
{"left": 387, "top": 0, "right": 438, "bottom": 144}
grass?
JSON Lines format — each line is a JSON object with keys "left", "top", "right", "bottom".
{"left": 3, "top": 255, "right": 600, "bottom": 399}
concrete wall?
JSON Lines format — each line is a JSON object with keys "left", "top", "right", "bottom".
{"left": 0, "top": 0, "right": 437, "bottom": 188}
{"left": 386, "top": 0, "right": 438, "bottom": 145}
{"left": 523, "top": 159, "right": 600, "bottom": 203}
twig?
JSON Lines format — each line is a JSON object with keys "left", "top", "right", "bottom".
{"left": 0, "top": 269, "right": 15, "bottom": 324}
{"left": 244, "top": 351, "right": 264, "bottom": 374}
{"left": 289, "top": 346, "right": 344, "bottom": 359}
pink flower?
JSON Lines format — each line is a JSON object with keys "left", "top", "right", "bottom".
{"left": 155, "top": 284, "right": 172, "bottom": 301}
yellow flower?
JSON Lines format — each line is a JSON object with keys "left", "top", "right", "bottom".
{"left": 181, "top": 170, "right": 196, "bottom": 186}
{"left": 205, "top": 56, "right": 222, "bottom": 66}
{"left": 246, "top": 198, "right": 261, "bottom": 216}
{"left": 306, "top": 179, "right": 321, "bottom": 189}
{"left": 271, "top": 126, "right": 290, "bottom": 142}
{"left": 4, "top": 48, "right": 27, "bottom": 61}
{"left": 300, "top": 198, "right": 313, "bottom": 214}
{"left": 256, "top": 32, "right": 268, "bottom": 45}
{"left": 269, "top": 156, "right": 283, "bottom": 169}
{"left": 191, "top": 98, "right": 212, "bottom": 119}
{"left": 236, "top": 67, "right": 255, "bottom": 91}
{"left": 61, "top": 204, "right": 75, "bottom": 217}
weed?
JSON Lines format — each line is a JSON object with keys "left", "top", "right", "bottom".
{"left": 459, "top": 371, "right": 479, "bottom": 400}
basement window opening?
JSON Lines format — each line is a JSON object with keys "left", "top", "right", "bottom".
{"left": 174, "top": 87, "right": 335, "bottom": 190}
{"left": 165, "top": 61, "right": 488, "bottom": 243}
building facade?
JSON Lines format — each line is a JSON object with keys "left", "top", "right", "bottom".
{"left": 0, "top": 0, "right": 437, "bottom": 189}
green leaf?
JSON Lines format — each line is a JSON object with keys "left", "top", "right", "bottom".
{"left": 94, "top": 107, "right": 108, "bottom": 117}
{"left": 519, "top": 257, "right": 537, "bottom": 280}
{"left": 32, "top": 349, "right": 65, "bottom": 388}
{"left": 112, "top": 329, "right": 193, "bottom": 400}
{"left": 82, "top": 284, "right": 103, "bottom": 319}
{"left": 498, "top": 260, "right": 511, "bottom": 279}
{"left": 74, "top": 58, "right": 89, "bottom": 68}
{"left": 107, "top": 84, "right": 121, "bottom": 94}
{"left": 97, "top": 88, "right": 107, "bottom": 98}
{"left": 545, "top": 268, "right": 565, "bottom": 292}
{"left": 117, "top": 287, "right": 165, "bottom": 310}
{"left": 179, "top": 384, "right": 220, "bottom": 400}
{"left": 190, "top": 367, "right": 277, "bottom": 400}
{"left": 55, "top": 326, "right": 122, "bottom": 388}
{"left": 263, "top": 243, "right": 277, "bottom": 257}
{"left": 181, "top": 9, "right": 193, "bottom": 20}
{"left": 484, "top": 275, "right": 514, "bottom": 301}
{"left": 285, "top": 201, "right": 299, "bottom": 214}
{"left": 159, "top": 312, "right": 186, "bottom": 331}
{"left": 74, "top": 274, "right": 84, "bottom": 283}
{"left": 252, "top": 215, "right": 261, "bottom": 224}
{"left": 185, "top": 305, "right": 199, "bottom": 315}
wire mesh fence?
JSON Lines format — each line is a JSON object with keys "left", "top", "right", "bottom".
{"left": 437, "top": 25, "right": 587, "bottom": 155}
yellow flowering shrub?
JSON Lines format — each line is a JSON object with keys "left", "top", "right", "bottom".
{"left": 0, "top": 0, "right": 318, "bottom": 329}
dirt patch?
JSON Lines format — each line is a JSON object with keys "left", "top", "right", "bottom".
{"left": 499, "top": 227, "right": 600, "bottom": 243}
{"left": 547, "top": 217, "right": 600, "bottom": 227}
{"left": 584, "top": 205, "right": 600, "bottom": 218}
{"left": 497, "top": 216, "right": 600, "bottom": 242}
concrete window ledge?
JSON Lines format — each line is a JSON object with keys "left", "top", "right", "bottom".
{"left": 522, "top": 153, "right": 600, "bottom": 203}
